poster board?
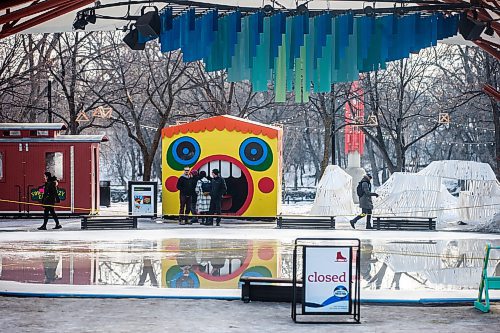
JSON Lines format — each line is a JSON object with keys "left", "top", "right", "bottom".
{"left": 292, "top": 238, "right": 360, "bottom": 324}
{"left": 303, "top": 246, "right": 352, "bottom": 314}
{"left": 128, "top": 181, "right": 158, "bottom": 217}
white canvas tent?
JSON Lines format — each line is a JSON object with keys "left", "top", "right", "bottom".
{"left": 310, "top": 165, "right": 357, "bottom": 219}
{"left": 373, "top": 172, "right": 458, "bottom": 228}
{"left": 418, "top": 160, "right": 500, "bottom": 224}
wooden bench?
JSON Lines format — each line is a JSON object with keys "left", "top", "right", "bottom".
{"left": 277, "top": 216, "right": 335, "bottom": 229}
{"left": 81, "top": 216, "right": 138, "bottom": 230}
{"left": 374, "top": 216, "right": 436, "bottom": 230}
{"left": 240, "top": 276, "right": 302, "bottom": 303}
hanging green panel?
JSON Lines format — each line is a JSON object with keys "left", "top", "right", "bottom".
{"left": 294, "top": 55, "right": 303, "bottom": 103}
{"left": 346, "top": 25, "right": 359, "bottom": 82}
{"left": 331, "top": 17, "right": 339, "bottom": 83}
{"left": 316, "top": 32, "right": 333, "bottom": 93}
{"left": 251, "top": 17, "right": 272, "bottom": 91}
{"left": 275, "top": 31, "right": 287, "bottom": 102}
{"left": 301, "top": 43, "right": 309, "bottom": 103}
{"left": 363, "top": 16, "right": 384, "bottom": 72}
{"left": 302, "top": 34, "right": 311, "bottom": 102}
{"left": 228, "top": 15, "right": 251, "bottom": 82}
{"left": 285, "top": 16, "right": 294, "bottom": 92}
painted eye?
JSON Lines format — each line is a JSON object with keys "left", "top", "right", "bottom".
{"left": 167, "top": 136, "right": 200, "bottom": 170}
{"left": 239, "top": 137, "right": 273, "bottom": 171}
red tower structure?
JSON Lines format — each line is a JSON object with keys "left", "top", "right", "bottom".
{"left": 344, "top": 81, "right": 365, "bottom": 157}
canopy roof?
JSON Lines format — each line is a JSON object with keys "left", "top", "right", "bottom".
{"left": 1, "top": 1, "right": 498, "bottom": 47}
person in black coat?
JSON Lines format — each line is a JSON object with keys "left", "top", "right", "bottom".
{"left": 176, "top": 167, "right": 192, "bottom": 225}
{"left": 207, "top": 169, "right": 227, "bottom": 226}
{"left": 38, "top": 172, "right": 61, "bottom": 230}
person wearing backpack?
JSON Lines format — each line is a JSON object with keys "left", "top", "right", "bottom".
{"left": 350, "top": 173, "right": 379, "bottom": 229}
{"left": 195, "top": 171, "right": 211, "bottom": 225}
{"left": 207, "top": 168, "right": 227, "bottom": 226}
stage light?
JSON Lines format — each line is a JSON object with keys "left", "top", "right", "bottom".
{"left": 86, "top": 10, "right": 96, "bottom": 24}
{"left": 263, "top": 5, "right": 274, "bottom": 13}
{"left": 364, "top": 6, "right": 375, "bottom": 16}
{"left": 484, "top": 23, "right": 494, "bottom": 36}
{"left": 136, "top": 10, "right": 160, "bottom": 38}
{"left": 123, "top": 28, "right": 146, "bottom": 50}
{"left": 296, "top": 4, "right": 308, "bottom": 15}
{"left": 73, "top": 14, "right": 88, "bottom": 30}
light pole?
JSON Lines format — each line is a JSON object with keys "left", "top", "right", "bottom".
{"left": 47, "top": 79, "right": 53, "bottom": 123}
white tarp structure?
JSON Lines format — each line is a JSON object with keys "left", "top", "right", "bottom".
{"left": 418, "top": 160, "right": 500, "bottom": 224}
{"left": 310, "top": 165, "right": 356, "bottom": 217}
{"left": 373, "top": 172, "right": 458, "bottom": 228}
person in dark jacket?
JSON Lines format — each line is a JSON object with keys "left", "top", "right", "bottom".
{"left": 207, "top": 169, "right": 227, "bottom": 227}
{"left": 38, "top": 172, "right": 62, "bottom": 230}
{"left": 350, "top": 173, "right": 378, "bottom": 229}
{"left": 189, "top": 170, "right": 200, "bottom": 224}
{"left": 176, "top": 167, "right": 192, "bottom": 225}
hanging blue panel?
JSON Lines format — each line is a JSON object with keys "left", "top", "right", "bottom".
{"left": 430, "top": 13, "right": 438, "bottom": 46}
{"left": 269, "top": 12, "right": 285, "bottom": 69}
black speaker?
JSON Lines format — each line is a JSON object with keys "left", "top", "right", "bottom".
{"left": 136, "top": 11, "right": 160, "bottom": 38}
{"left": 459, "top": 15, "right": 486, "bottom": 41}
{"left": 123, "top": 29, "right": 146, "bottom": 50}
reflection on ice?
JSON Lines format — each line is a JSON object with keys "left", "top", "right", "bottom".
{"left": 0, "top": 238, "right": 499, "bottom": 293}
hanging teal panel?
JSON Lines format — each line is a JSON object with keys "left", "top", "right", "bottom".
{"left": 251, "top": 16, "right": 271, "bottom": 91}
{"left": 275, "top": 30, "right": 287, "bottom": 102}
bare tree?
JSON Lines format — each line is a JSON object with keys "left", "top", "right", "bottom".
{"left": 89, "top": 35, "right": 196, "bottom": 181}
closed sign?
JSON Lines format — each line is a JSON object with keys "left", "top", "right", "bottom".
{"left": 303, "top": 246, "right": 351, "bottom": 314}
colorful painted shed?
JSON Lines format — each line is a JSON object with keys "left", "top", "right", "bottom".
{"left": 162, "top": 116, "right": 283, "bottom": 218}
{"left": 0, "top": 123, "right": 107, "bottom": 215}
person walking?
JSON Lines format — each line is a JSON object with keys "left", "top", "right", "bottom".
{"left": 37, "top": 172, "right": 62, "bottom": 230}
{"left": 207, "top": 169, "right": 226, "bottom": 227}
{"left": 195, "top": 171, "right": 211, "bottom": 225}
{"left": 176, "top": 167, "right": 192, "bottom": 225}
{"left": 350, "top": 173, "right": 378, "bottom": 229}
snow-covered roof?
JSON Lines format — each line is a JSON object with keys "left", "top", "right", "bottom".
{"left": 0, "top": 123, "right": 66, "bottom": 131}
{"left": 0, "top": 135, "right": 108, "bottom": 143}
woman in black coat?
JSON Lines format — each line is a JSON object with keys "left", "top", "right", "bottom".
{"left": 38, "top": 172, "right": 62, "bottom": 230}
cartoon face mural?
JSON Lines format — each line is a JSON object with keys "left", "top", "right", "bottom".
{"left": 161, "top": 239, "right": 279, "bottom": 289}
{"left": 162, "top": 116, "right": 282, "bottom": 217}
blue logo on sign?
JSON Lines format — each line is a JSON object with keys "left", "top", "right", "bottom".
{"left": 333, "top": 285, "right": 349, "bottom": 298}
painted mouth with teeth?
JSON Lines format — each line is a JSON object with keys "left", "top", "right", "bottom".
{"left": 193, "top": 155, "right": 254, "bottom": 215}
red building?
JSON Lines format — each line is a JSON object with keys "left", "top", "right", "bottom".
{"left": 0, "top": 123, "right": 107, "bottom": 215}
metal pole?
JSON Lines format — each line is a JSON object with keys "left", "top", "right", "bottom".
{"left": 47, "top": 80, "right": 52, "bottom": 122}
{"left": 331, "top": 84, "right": 336, "bottom": 165}
{"left": 331, "top": 113, "right": 335, "bottom": 165}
